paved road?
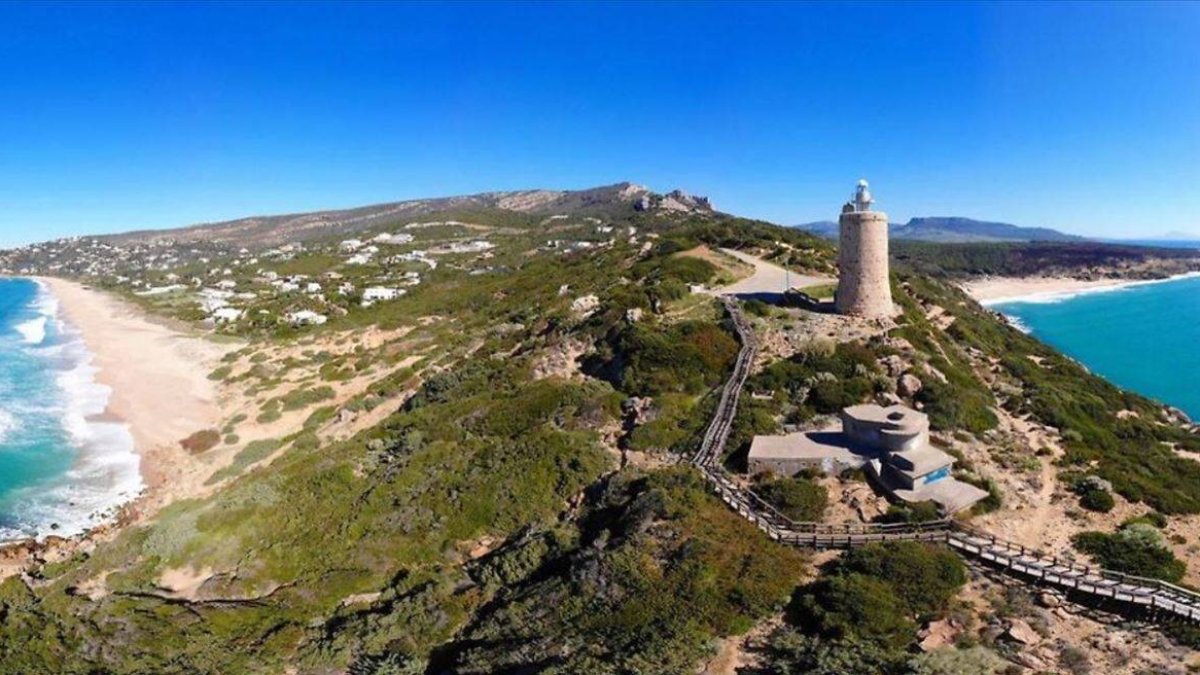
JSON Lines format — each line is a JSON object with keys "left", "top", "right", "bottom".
{"left": 711, "top": 248, "right": 833, "bottom": 300}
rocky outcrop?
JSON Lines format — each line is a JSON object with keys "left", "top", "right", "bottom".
{"left": 898, "top": 373, "right": 923, "bottom": 397}
{"left": 1005, "top": 618, "right": 1042, "bottom": 645}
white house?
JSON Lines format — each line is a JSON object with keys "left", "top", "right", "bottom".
{"left": 361, "top": 286, "right": 406, "bottom": 307}
{"left": 287, "top": 310, "right": 328, "bottom": 326}
{"left": 212, "top": 307, "right": 244, "bottom": 323}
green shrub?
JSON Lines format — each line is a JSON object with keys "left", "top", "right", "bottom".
{"left": 179, "top": 429, "right": 220, "bottom": 454}
{"left": 1072, "top": 524, "right": 1186, "bottom": 582}
{"left": 876, "top": 500, "right": 941, "bottom": 524}
{"left": 658, "top": 255, "right": 717, "bottom": 284}
{"left": 785, "top": 541, "right": 968, "bottom": 662}
{"left": 756, "top": 476, "right": 828, "bottom": 522}
{"left": 907, "top": 646, "right": 1008, "bottom": 675}
{"left": 205, "top": 438, "right": 285, "bottom": 485}
{"left": 590, "top": 319, "right": 739, "bottom": 396}
{"left": 760, "top": 626, "right": 905, "bottom": 675}
{"left": 1079, "top": 488, "right": 1115, "bottom": 513}
{"left": 790, "top": 573, "right": 916, "bottom": 649}
{"left": 281, "top": 385, "right": 336, "bottom": 411}
{"left": 1122, "top": 511, "right": 1168, "bottom": 529}
{"left": 830, "top": 542, "right": 967, "bottom": 620}
{"left": 749, "top": 342, "right": 885, "bottom": 416}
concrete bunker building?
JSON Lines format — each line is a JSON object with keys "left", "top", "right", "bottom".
{"left": 747, "top": 403, "right": 987, "bottom": 514}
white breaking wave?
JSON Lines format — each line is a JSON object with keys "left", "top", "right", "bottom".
{"left": 12, "top": 280, "right": 58, "bottom": 345}
{"left": 0, "top": 281, "right": 144, "bottom": 541}
{"left": 14, "top": 316, "right": 47, "bottom": 344}
{"left": 1003, "top": 314, "right": 1032, "bottom": 334}
{"left": 0, "top": 409, "right": 18, "bottom": 444}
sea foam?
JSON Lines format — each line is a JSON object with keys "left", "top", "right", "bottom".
{"left": 0, "top": 280, "right": 143, "bottom": 541}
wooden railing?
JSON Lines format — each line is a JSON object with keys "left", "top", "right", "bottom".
{"left": 692, "top": 296, "right": 1200, "bottom": 624}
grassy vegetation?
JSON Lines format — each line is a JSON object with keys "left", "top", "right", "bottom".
{"left": 1072, "top": 523, "right": 1186, "bottom": 583}
{"left": 10, "top": 201, "right": 1200, "bottom": 672}
{"left": 443, "top": 468, "right": 807, "bottom": 674}
{"left": 748, "top": 341, "right": 888, "bottom": 423}
{"left": 587, "top": 319, "right": 739, "bottom": 397}
{"left": 776, "top": 542, "right": 969, "bottom": 672}
{"left": 797, "top": 282, "right": 837, "bottom": 299}
{"left": 756, "top": 474, "right": 829, "bottom": 522}
{"left": 894, "top": 240, "right": 1200, "bottom": 279}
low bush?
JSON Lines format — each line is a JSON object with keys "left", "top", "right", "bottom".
{"left": 1072, "top": 523, "right": 1186, "bottom": 582}
{"left": 756, "top": 476, "right": 828, "bottom": 522}
{"left": 830, "top": 541, "right": 967, "bottom": 620}
{"left": 180, "top": 429, "right": 221, "bottom": 454}
{"left": 788, "top": 542, "right": 967, "bottom": 654}
{"left": 1079, "top": 488, "right": 1115, "bottom": 513}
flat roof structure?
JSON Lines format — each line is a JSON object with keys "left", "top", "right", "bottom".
{"left": 748, "top": 430, "right": 871, "bottom": 465}
{"left": 887, "top": 445, "right": 955, "bottom": 480}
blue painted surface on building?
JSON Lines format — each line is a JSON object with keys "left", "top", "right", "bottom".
{"left": 922, "top": 466, "right": 951, "bottom": 485}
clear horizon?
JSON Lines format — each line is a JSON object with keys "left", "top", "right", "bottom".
{"left": 0, "top": 1, "right": 1198, "bottom": 246}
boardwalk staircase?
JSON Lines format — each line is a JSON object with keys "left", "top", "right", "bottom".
{"left": 691, "top": 297, "right": 1200, "bottom": 624}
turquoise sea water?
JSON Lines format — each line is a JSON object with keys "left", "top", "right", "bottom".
{"left": 990, "top": 274, "right": 1200, "bottom": 420}
{"left": 0, "top": 278, "right": 141, "bottom": 540}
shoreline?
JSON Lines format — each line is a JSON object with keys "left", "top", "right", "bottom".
{"left": 960, "top": 272, "right": 1200, "bottom": 306}
{"left": 34, "top": 277, "right": 234, "bottom": 496}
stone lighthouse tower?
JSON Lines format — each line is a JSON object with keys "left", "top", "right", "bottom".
{"left": 835, "top": 179, "right": 894, "bottom": 317}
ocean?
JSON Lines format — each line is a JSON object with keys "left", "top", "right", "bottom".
{"left": 989, "top": 274, "right": 1200, "bottom": 420}
{"left": 0, "top": 278, "right": 141, "bottom": 541}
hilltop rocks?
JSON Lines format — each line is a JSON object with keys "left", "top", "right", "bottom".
{"left": 1005, "top": 618, "right": 1042, "bottom": 645}
{"left": 622, "top": 397, "right": 655, "bottom": 426}
{"left": 879, "top": 354, "right": 905, "bottom": 378}
{"left": 1038, "top": 591, "right": 1063, "bottom": 608}
{"left": 898, "top": 373, "right": 923, "bottom": 397}
{"left": 659, "top": 189, "right": 712, "bottom": 212}
{"left": 841, "top": 482, "right": 888, "bottom": 521}
{"left": 632, "top": 189, "right": 712, "bottom": 213}
{"left": 918, "top": 618, "right": 961, "bottom": 651}
{"left": 570, "top": 294, "right": 599, "bottom": 317}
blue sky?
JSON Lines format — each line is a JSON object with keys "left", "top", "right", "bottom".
{"left": 0, "top": 1, "right": 1197, "bottom": 245}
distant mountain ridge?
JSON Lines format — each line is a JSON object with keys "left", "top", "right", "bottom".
{"left": 99, "top": 182, "right": 714, "bottom": 247}
{"left": 795, "top": 216, "right": 1085, "bottom": 243}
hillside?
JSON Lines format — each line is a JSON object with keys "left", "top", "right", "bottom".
{"left": 97, "top": 182, "right": 713, "bottom": 248}
{"left": 894, "top": 240, "right": 1200, "bottom": 279}
{"left": 797, "top": 216, "right": 1084, "bottom": 243}
{"left": 0, "top": 193, "right": 1198, "bottom": 673}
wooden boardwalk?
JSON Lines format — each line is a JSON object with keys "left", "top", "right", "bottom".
{"left": 692, "top": 297, "right": 1200, "bottom": 624}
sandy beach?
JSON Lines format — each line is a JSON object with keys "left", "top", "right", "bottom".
{"left": 37, "top": 278, "right": 234, "bottom": 491}
{"left": 960, "top": 275, "right": 1182, "bottom": 305}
